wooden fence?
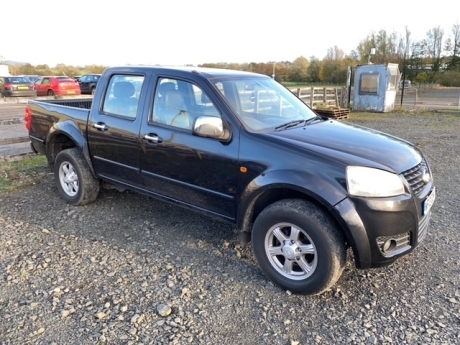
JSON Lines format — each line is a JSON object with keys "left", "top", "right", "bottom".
{"left": 289, "top": 85, "right": 460, "bottom": 111}
{"left": 289, "top": 87, "right": 347, "bottom": 108}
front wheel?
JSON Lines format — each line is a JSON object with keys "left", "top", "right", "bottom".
{"left": 54, "top": 148, "right": 100, "bottom": 206}
{"left": 47, "top": 89, "right": 55, "bottom": 96}
{"left": 252, "top": 199, "right": 346, "bottom": 295}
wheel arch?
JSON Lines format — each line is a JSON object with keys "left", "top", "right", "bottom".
{"left": 237, "top": 169, "right": 348, "bottom": 243}
{"left": 46, "top": 122, "right": 96, "bottom": 178}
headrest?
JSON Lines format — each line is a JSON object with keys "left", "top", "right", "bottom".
{"left": 158, "top": 82, "right": 176, "bottom": 96}
{"left": 201, "top": 92, "right": 211, "bottom": 104}
{"left": 113, "top": 81, "right": 135, "bottom": 98}
{"left": 164, "top": 90, "right": 185, "bottom": 108}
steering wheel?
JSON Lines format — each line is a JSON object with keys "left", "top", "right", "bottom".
{"left": 171, "top": 111, "right": 190, "bottom": 129}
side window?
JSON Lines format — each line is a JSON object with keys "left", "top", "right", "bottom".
{"left": 102, "top": 74, "right": 144, "bottom": 119}
{"left": 152, "top": 78, "right": 220, "bottom": 130}
{"left": 79, "top": 76, "right": 87, "bottom": 82}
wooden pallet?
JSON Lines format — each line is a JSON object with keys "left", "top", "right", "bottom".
{"left": 315, "top": 107, "right": 350, "bottom": 120}
{"left": 333, "top": 114, "right": 349, "bottom": 120}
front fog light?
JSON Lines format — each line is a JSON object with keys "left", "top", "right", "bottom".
{"left": 377, "top": 233, "right": 411, "bottom": 258}
{"left": 382, "top": 239, "right": 396, "bottom": 253}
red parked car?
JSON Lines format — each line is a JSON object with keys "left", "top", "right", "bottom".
{"left": 34, "top": 76, "right": 81, "bottom": 96}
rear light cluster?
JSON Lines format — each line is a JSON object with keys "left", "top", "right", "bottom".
{"left": 24, "top": 107, "right": 32, "bottom": 132}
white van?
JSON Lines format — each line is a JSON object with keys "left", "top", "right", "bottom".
{"left": 0, "top": 65, "right": 11, "bottom": 76}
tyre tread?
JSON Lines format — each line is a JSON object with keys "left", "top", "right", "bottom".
{"left": 54, "top": 148, "right": 99, "bottom": 206}
{"left": 252, "top": 198, "right": 346, "bottom": 295}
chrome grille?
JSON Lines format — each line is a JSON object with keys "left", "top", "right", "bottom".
{"left": 402, "top": 160, "right": 427, "bottom": 196}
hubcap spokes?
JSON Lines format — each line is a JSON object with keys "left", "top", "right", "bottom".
{"left": 265, "top": 223, "right": 317, "bottom": 280}
{"left": 60, "top": 162, "right": 79, "bottom": 196}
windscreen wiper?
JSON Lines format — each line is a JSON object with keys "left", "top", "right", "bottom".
{"left": 275, "top": 119, "right": 305, "bottom": 131}
{"left": 303, "top": 115, "right": 325, "bottom": 125}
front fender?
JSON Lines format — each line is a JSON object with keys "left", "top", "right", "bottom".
{"left": 46, "top": 121, "right": 95, "bottom": 177}
{"left": 237, "top": 169, "right": 347, "bottom": 234}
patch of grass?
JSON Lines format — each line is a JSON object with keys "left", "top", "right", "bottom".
{"left": 348, "top": 110, "right": 460, "bottom": 122}
{"left": 0, "top": 155, "right": 49, "bottom": 192}
{"left": 347, "top": 112, "right": 397, "bottom": 121}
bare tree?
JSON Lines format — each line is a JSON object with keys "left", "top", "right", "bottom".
{"left": 426, "top": 26, "right": 444, "bottom": 73}
{"left": 448, "top": 22, "right": 460, "bottom": 69}
{"left": 356, "top": 32, "right": 377, "bottom": 63}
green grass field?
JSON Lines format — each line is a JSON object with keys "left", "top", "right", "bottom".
{"left": 0, "top": 156, "right": 48, "bottom": 192}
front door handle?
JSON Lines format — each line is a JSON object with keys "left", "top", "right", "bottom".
{"left": 93, "top": 122, "right": 108, "bottom": 131}
{"left": 143, "top": 134, "right": 161, "bottom": 143}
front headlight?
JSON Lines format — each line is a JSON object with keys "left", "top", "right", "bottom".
{"left": 346, "top": 166, "right": 405, "bottom": 197}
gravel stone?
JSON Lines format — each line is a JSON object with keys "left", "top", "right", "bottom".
{"left": 0, "top": 112, "right": 459, "bottom": 344}
{"left": 157, "top": 304, "right": 172, "bottom": 317}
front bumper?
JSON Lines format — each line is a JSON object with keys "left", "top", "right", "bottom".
{"left": 332, "top": 182, "right": 434, "bottom": 269}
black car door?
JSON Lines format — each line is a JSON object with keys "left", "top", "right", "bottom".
{"left": 87, "top": 73, "right": 148, "bottom": 188}
{"left": 79, "top": 75, "right": 89, "bottom": 94}
{"left": 139, "top": 76, "right": 239, "bottom": 219}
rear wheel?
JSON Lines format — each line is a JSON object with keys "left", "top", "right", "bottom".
{"left": 252, "top": 199, "right": 346, "bottom": 295}
{"left": 54, "top": 148, "right": 100, "bottom": 206}
{"left": 91, "top": 87, "right": 96, "bottom": 95}
{"left": 47, "top": 89, "right": 55, "bottom": 96}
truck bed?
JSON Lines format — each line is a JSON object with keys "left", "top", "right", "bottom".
{"left": 31, "top": 98, "right": 93, "bottom": 109}
{"left": 26, "top": 98, "right": 93, "bottom": 156}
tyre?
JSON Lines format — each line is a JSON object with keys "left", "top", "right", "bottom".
{"left": 54, "top": 148, "right": 100, "bottom": 206}
{"left": 47, "top": 89, "right": 55, "bottom": 96}
{"left": 91, "top": 87, "right": 96, "bottom": 95}
{"left": 252, "top": 199, "right": 346, "bottom": 295}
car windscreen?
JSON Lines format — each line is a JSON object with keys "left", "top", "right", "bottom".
{"left": 210, "top": 76, "right": 317, "bottom": 132}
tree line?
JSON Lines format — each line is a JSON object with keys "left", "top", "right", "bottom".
{"left": 0, "top": 62, "right": 106, "bottom": 79}
{"left": 2, "top": 23, "right": 460, "bottom": 86}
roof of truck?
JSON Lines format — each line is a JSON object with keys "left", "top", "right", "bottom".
{"left": 104, "top": 65, "right": 267, "bottom": 79}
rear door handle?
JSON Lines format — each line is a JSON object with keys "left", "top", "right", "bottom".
{"left": 93, "top": 122, "right": 108, "bottom": 131}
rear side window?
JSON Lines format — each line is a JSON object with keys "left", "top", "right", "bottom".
{"left": 102, "top": 75, "right": 145, "bottom": 119}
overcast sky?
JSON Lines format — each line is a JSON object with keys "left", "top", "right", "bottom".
{"left": 2, "top": 1, "right": 459, "bottom": 67}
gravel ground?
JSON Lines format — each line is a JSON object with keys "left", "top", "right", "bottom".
{"left": 1, "top": 112, "right": 459, "bottom": 345}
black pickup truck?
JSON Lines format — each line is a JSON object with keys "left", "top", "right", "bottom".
{"left": 25, "top": 66, "right": 436, "bottom": 295}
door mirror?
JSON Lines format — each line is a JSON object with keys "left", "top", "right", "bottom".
{"left": 193, "top": 116, "right": 230, "bottom": 141}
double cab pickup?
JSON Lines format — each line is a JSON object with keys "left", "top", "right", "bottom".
{"left": 25, "top": 66, "right": 435, "bottom": 295}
